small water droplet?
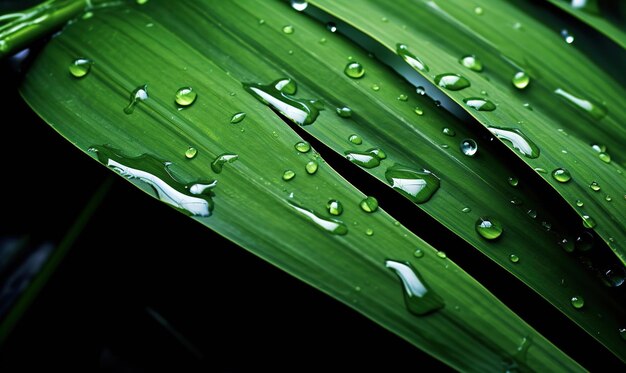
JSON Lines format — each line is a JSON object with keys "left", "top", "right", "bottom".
{"left": 591, "top": 144, "right": 606, "bottom": 153}
{"left": 463, "top": 97, "right": 496, "bottom": 111}
{"left": 344, "top": 61, "right": 365, "bottom": 79}
{"left": 381, "top": 16, "right": 388, "bottom": 22}
{"left": 385, "top": 164, "right": 440, "bottom": 203}
{"left": 336, "top": 106, "right": 352, "bottom": 118}
{"left": 283, "top": 170, "right": 296, "bottom": 181}
{"left": 509, "top": 254, "right": 520, "bottom": 263}
{"left": 413, "top": 249, "right": 424, "bottom": 258}
{"left": 435, "top": 74, "right": 470, "bottom": 91}
{"left": 416, "top": 86, "right": 426, "bottom": 95}
{"left": 460, "top": 139, "right": 478, "bottom": 157}
{"left": 576, "top": 231, "right": 594, "bottom": 251}
{"left": 462, "top": 207, "right": 471, "bottom": 213}
{"left": 319, "top": 37, "right": 327, "bottom": 44}
{"left": 510, "top": 197, "right": 522, "bottom": 205}
{"left": 396, "top": 44, "right": 429, "bottom": 72}
{"left": 258, "top": 19, "right": 265, "bottom": 25}
{"left": 488, "top": 127, "right": 540, "bottom": 158}
{"left": 185, "top": 147, "right": 197, "bottom": 159}
{"left": 360, "top": 196, "right": 379, "bottom": 213}
{"left": 136, "top": 0, "right": 148, "bottom": 4}
{"left": 474, "top": 6, "right": 484, "bottom": 15}
{"left": 561, "top": 29, "right": 574, "bottom": 43}
{"left": 211, "top": 153, "right": 239, "bottom": 173}
{"left": 326, "top": 22, "right": 337, "bottom": 32}
{"left": 305, "top": 160, "right": 318, "bottom": 174}
{"left": 527, "top": 209, "right": 537, "bottom": 219}
{"left": 512, "top": 71, "right": 530, "bottom": 89}
{"left": 69, "top": 58, "right": 92, "bottom": 78}
{"left": 345, "top": 151, "right": 380, "bottom": 168}
{"left": 570, "top": 295, "right": 584, "bottom": 309}
{"left": 397, "top": 94, "right": 408, "bottom": 101}
{"left": 368, "top": 148, "right": 386, "bottom": 160}
{"left": 589, "top": 181, "right": 601, "bottom": 191}
{"left": 282, "top": 25, "right": 294, "bottom": 34}
{"left": 371, "top": 84, "right": 380, "bottom": 91}
{"left": 229, "top": 112, "right": 246, "bottom": 124}
{"left": 605, "top": 194, "right": 612, "bottom": 202}
{"left": 290, "top": 0, "right": 308, "bottom": 11}
{"left": 288, "top": 200, "right": 348, "bottom": 235}
{"left": 598, "top": 152, "right": 611, "bottom": 163}
{"left": 124, "top": 84, "right": 149, "bottom": 114}
{"left": 414, "top": 106, "right": 424, "bottom": 116}
{"left": 475, "top": 217, "right": 503, "bottom": 240}
{"left": 442, "top": 128, "right": 456, "bottom": 137}
{"left": 523, "top": 102, "right": 533, "bottom": 110}
{"left": 552, "top": 168, "right": 571, "bottom": 183}
{"left": 349, "top": 134, "right": 363, "bottom": 145}
{"left": 541, "top": 221, "right": 552, "bottom": 231}
{"left": 327, "top": 199, "right": 343, "bottom": 216}
{"left": 582, "top": 214, "right": 596, "bottom": 228}
{"left": 575, "top": 199, "right": 584, "bottom": 207}
{"left": 619, "top": 328, "right": 626, "bottom": 341}
{"left": 436, "top": 251, "right": 447, "bottom": 259}
{"left": 175, "top": 87, "right": 197, "bottom": 107}
{"left": 554, "top": 88, "right": 607, "bottom": 120}
{"left": 558, "top": 237, "right": 575, "bottom": 252}
{"left": 508, "top": 176, "right": 519, "bottom": 187}
{"left": 459, "top": 55, "right": 483, "bottom": 72}
{"left": 365, "top": 228, "right": 374, "bottom": 236}
{"left": 385, "top": 260, "right": 444, "bottom": 315}
{"left": 535, "top": 167, "right": 547, "bottom": 174}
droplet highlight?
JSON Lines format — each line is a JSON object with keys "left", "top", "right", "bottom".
{"left": 475, "top": 217, "right": 503, "bottom": 240}
{"left": 488, "top": 127, "right": 540, "bottom": 158}
{"left": 124, "top": 84, "right": 149, "bottom": 114}
{"left": 463, "top": 97, "right": 496, "bottom": 111}
{"left": 434, "top": 74, "right": 470, "bottom": 91}
{"left": 552, "top": 168, "right": 571, "bottom": 183}
{"left": 175, "top": 87, "right": 197, "bottom": 107}
{"left": 385, "top": 260, "right": 444, "bottom": 316}
{"left": 344, "top": 61, "right": 365, "bottom": 79}
{"left": 385, "top": 164, "right": 440, "bottom": 204}
{"left": 287, "top": 200, "right": 347, "bottom": 235}
{"left": 459, "top": 55, "right": 483, "bottom": 72}
{"left": 360, "top": 196, "right": 379, "bottom": 213}
{"left": 512, "top": 72, "right": 530, "bottom": 89}
{"left": 327, "top": 199, "right": 343, "bottom": 216}
{"left": 211, "top": 153, "right": 239, "bottom": 174}
{"left": 396, "top": 44, "right": 429, "bottom": 72}
{"left": 460, "top": 139, "right": 478, "bottom": 157}
{"left": 69, "top": 58, "right": 92, "bottom": 78}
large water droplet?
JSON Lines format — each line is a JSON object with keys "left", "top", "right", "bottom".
{"left": 295, "top": 141, "right": 311, "bottom": 153}
{"left": 360, "top": 196, "right": 379, "bottom": 213}
{"left": 344, "top": 61, "right": 365, "bottom": 79}
{"left": 89, "top": 145, "right": 216, "bottom": 216}
{"left": 345, "top": 151, "right": 380, "bottom": 168}
{"left": 463, "top": 97, "right": 496, "bottom": 111}
{"left": 385, "top": 260, "right": 444, "bottom": 316}
{"left": 459, "top": 55, "right": 483, "bottom": 72}
{"left": 175, "top": 87, "right": 197, "bottom": 107}
{"left": 396, "top": 44, "right": 429, "bottom": 72}
{"left": 512, "top": 72, "right": 530, "bottom": 89}
{"left": 211, "top": 153, "right": 239, "bottom": 174}
{"left": 290, "top": 0, "right": 308, "bottom": 11}
{"left": 327, "top": 199, "right": 343, "bottom": 216}
{"left": 283, "top": 170, "right": 296, "bottom": 181}
{"left": 336, "top": 106, "right": 352, "bottom": 118}
{"left": 552, "top": 168, "right": 571, "bottom": 183}
{"left": 287, "top": 200, "right": 348, "bottom": 235}
{"left": 244, "top": 78, "right": 322, "bottom": 125}
{"left": 230, "top": 112, "right": 246, "bottom": 123}
{"left": 124, "top": 84, "right": 148, "bottom": 114}
{"left": 185, "top": 147, "right": 197, "bottom": 159}
{"left": 460, "top": 139, "right": 478, "bottom": 157}
{"left": 475, "top": 217, "right": 503, "bottom": 240}
{"left": 69, "top": 58, "right": 92, "bottom": 78}
{"left": 554, "top": 88, "right": 607, "bottom": 120}
{"left": 570, "top": 295, "right": 584, "bottom": 309}
{"left": 488, "top": 127, "right": 540, "bottom": 158}
{"left": 385, "top": 164, "right": 440, "bottom": 203}
{"left": 434, "top": 74, "right": 470, "bottom": 91}
{"left": 305, "top": 160, "right": 318, "bottom": 174}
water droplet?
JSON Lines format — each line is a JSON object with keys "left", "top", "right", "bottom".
{"left": 552, "top": 168, "right": 571, "bottom": 183}
{"left": 576, "top": 232, "right": 594, "bottom": 251}
{"left": 305, "top": 160, "right": 318, "bottom": 174}
{"left": 69, "top": 58, "right": 92, "bottom": 78}
{"left": 319, "top": 37, "right": 327, "bottom": 44}
{"left": 508, "top": 176, "right": 519, "bottom": 187}
{"left": 591, "top": 144, "right": 606, "bottom": 153}
{"left": 365, "top": 228, "right": 374, "bottom": 236}
{"left": 459, "top": 55, "right": 483, "bottom": 72}
{"left": 460, "top": 139, "right": 478, "bottom": 157}
{"left": 349, "top": 134, "right": 363, "bottom": 145}
{"left": 282, "top": 25, "right": 294, "bottom": 34}
{"left": 523, "top": 102, "right": 533, "bottom": 110}
{"left": 474, "top": 6, "right": 484, "bottom": 15}
{"left": 462, "top": 207, "right": 471, "bottom": 213}
{"left": 598, "top": 152, "right": 611, "bottom": 163}
{"left": 582, "top": 214, "right": 596, "bottom": 228}
{"left": 136, "top": 0, "right": 148, "bottom": 4}
{"left": 345, "top": 151, "right": 380, "bottom": 168}
{"left": 509, "top": 254, "right": 520, "bottom": 263}
{"left": 570, "top": 295, "right": 584, "bottom": 309}
{"left": 258, "top": 19, "right": 265, "bottom": 25}
{"left": 554, "top": 88, "right": 607, "bottom": 120}
{"left": 287, "top": 200, "right": 347, "bottom": 235}
{"left": 442, "top": 128, "right": 456, "bottom": 137}
{"left": 295, "top": 141, "right": 311, "bottom": 153}
{"left": 326, "top": 22, "right": 337, "bottom": 32}
{"left": 541, "top": 221, "right": 552, "bottom": 231}
{"left": 244, "top": 78, "right": 322, "bottom": 125}
{"left": 488, "top": 127, "right": 540, "bottom": 158}
{"left": 230, "top": 112, "right": 246, "bottom": 123}
{"left": 124, "top": 84, "right": 149, "bottom": 114}
{"left": 414, "top": 107, "right": 424, "bottom": 116}
{"left": 290, "top": 0, "right": 308, "bottom": 11}
{"left": 397, "top": 94, "right": 408, "bottom": 101}
{"left": 558, "top": 237, "right": 575, "bottom": 252}
{"left": 561, "top": 29, "right": 574, "bottom": 43}
{"left": 336, "top": 106, "right": 352, "bottom": 118}
{"left": 589, "top": 181, "right": 601, "bottom": 191}
{"left": 89, "top": 145, "right": 216, "bottom": 216}
{"left": 344, "top": 61, "right": 365, "bottom": 79}
{"left": 512, "top": 71, "right": 530, "bottom": 89}
{"left": 211, "top": 153, "right": 239, "bottom": 174}
{"left": 475, "top": 217, "right": 503, "bottom": 240}
{"left": 510, "top": 197, "right": 522, "bottom": 205}
{"left": 283, "top": 170, "right": 296, "bottom": 181}
{"left": 174, "top": 86, "right": 197, "bottom": 107}
{"left": 416, "top": 86, "right": 426, "bottom": 95}
{"left": 360, "top": 196, "right": 379, "bottom": 213}
{"left": 434, "top": 74, "right": 470, "bottom": 91}
{"left": 413, "top": 249, "right": 424, "bottom": 258}
{"left": 396, "top": 44, "right": 429, "bottom": 72}
{"left": 385, "top": 164, "right": 440, "bottom": 203}
{"left": 185, "top": 147, "right": 197, "bottom": 159}
{"left": 534, "top": 167, "right": 547, "bottom": 174}
{"left": 600, "top": 267, "right": 625, "bottom": 287}
{"left": 527, "top": 209, "right": 537, "bottom": 219}
{"left": 575, "top": 199, "right": 584, "bottom": 207}
{"left": 371, "top": 84, "right": 380, "bottom": 91}
{"left": 436, "top": 251, "right": 447, "bottom": 259}
{"left": 385, "top": 260, "right": 444, "bottom": 315}
{"left": 327, "top": 199, "right": 343, "bottom": 216}
{"left": 463, "top": 97, "right": 496, "bottom": 111}
{"left": 367, "top": 148, "right": 387, "bottom": 160}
